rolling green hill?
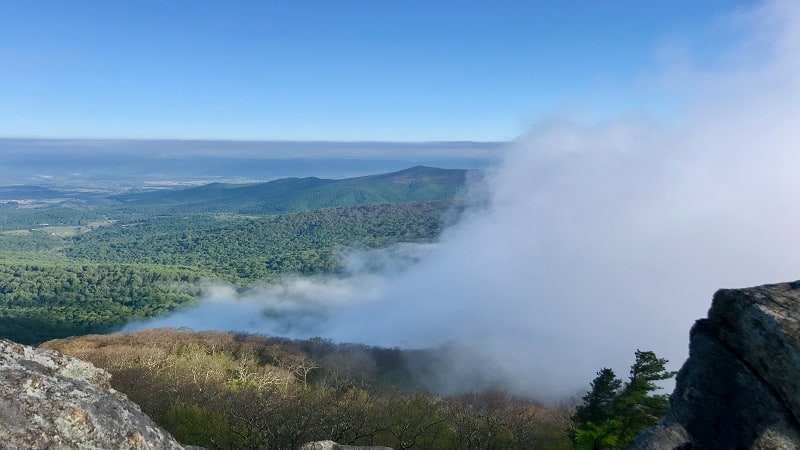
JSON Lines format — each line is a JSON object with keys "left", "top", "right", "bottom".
{"left": 112, "top": 166, "right": 470, "bottom": 214}
{"left": 67, "top": 202, "right": 452, "bottom": 283}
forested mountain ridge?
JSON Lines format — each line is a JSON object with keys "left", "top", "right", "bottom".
{"left": 110, "top": 166, "right": 471, "bottom": 214}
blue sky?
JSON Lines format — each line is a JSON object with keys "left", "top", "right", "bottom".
{"left": 0, "top": 0, "right": 755, "bottom": 141}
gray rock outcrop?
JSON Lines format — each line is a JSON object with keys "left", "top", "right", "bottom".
{"left": 300, "top": 441, "right": 394, "bottom": 450}
{"left": 0, "top": 339, "right": 186, "bottom": 449}
{"left": 630, "top": 281, "right": 800, "bottom": 449}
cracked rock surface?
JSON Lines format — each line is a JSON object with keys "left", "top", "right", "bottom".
{"left": 0, "top": 339, "right": 185, "bottom": 449}
{"left": 630, "top": 281, "right": 800, "bottom": 450}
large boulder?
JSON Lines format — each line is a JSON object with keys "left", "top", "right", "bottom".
{"left": 0, "top": 339, "right": 186, "bottom": 449}
{"left": 630, "top": 281, "right": 800, "bottom": 449}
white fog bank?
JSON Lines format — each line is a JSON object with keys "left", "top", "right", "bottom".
{"left": 128, "top": 0, "right": 800, "bottom": 399}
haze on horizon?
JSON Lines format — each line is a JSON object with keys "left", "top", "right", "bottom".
{"left": 0, "top": 138, "right": 503, "bottom": 186}
{"left": 0, "top": 138, "right": 504, "bottom": 159}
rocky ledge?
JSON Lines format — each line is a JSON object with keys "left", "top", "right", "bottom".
{"left": 300, "top": 441, "right": 394, "bottom": 450}
{"left": 0, "top": 339, "right": 186, "bottom": 449}
{"left": 631, "top": 281, "right": 800, "bottom": 449}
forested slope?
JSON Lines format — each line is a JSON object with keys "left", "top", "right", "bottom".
{"left": 0, "top": 200, "right": 461, "bottom": 344}
{"left": 67, "top": 201, "right": 453, "bottom": 282}
{"left": 44, "top": 329, "right": 572, "bottom": 450}
{"left": 0, "top": 252, "right": 206, "bottom": 343}
{"left": 111, "top": 166, "right": 469, "bottom": 215}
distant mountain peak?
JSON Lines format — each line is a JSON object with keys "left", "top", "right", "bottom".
{"left": 111, "top": 166, "right": 471, "bottom": 215}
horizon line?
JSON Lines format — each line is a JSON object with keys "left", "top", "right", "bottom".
{"left": 0, "top": 136, "right": 510, "bottom": 146}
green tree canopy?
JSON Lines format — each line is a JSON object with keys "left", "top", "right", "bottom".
{"left": 613, "top": 350, "right": 677, "bottom": 445}
{"left": 573, "top": 368, "right": 622, "bottom": 428}
{"left": 573, "top": 350, "right": 676, "bottom": 450}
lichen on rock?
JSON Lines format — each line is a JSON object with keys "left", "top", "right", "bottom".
{"left": 0, "top": 339, "right": 185, "bottom": 449}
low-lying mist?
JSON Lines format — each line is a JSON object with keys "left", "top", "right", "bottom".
{"left": 127, "top": 0, "right": 800, "bottom": 400}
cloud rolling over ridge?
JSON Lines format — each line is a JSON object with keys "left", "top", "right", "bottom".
{"left": 129, "top": 0, "right": 800, "bottom": 399}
